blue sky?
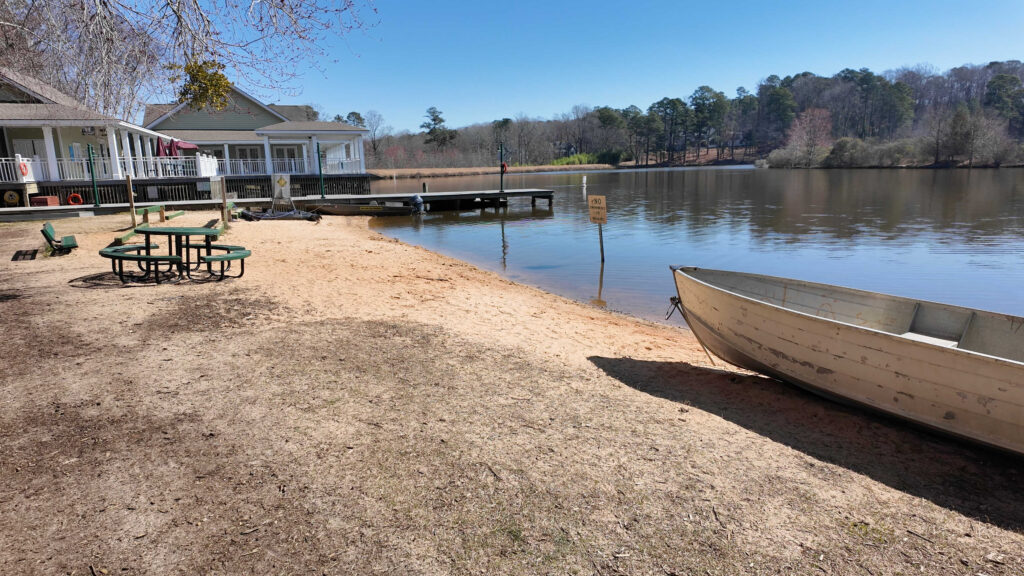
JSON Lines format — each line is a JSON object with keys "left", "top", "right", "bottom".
{"left": 265, "top": 0, "right": 1024, "bottom": 132}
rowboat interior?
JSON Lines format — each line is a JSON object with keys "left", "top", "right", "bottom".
{"left": 683, "top": 268, "right": 1024, "bottom": 365}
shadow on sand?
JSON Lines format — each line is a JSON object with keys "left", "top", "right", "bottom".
{"left": 589, "top": 355, "right": 1024, "bottom": 532}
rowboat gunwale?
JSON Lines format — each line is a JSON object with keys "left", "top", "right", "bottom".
{"left": 672, "top": 266, "right": 1024, "bottom": 370}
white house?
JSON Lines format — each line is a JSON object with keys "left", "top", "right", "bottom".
{"left": 0, "top": 67, "right": 215, "bottom": 193}
{"left": 143, "top": 86, "right": 368, "bottom": 176}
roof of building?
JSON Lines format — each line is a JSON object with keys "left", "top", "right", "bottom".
{"left": 0, "top": 103, "right": 113, "bottom": 122}
{"left": 142, "top": 103, "right": 177, "bottom": 127}
{"left": 268, "top": 105, "right": 319, "bottom": 122}
{"left": 0, "top": 67, "right": 84, "bottom": 109}
{"left": 156, "top": 129, "right": 264, "bottom": 143}
{"left": 256, "top": 120, "right": 366, "bottom": 132}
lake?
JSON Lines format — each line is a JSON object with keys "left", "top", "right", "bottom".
{"left": 368, "top": 167, "right": 1024, "bottom": 325}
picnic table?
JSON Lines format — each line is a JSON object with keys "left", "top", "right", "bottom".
{"left": 134, "top": 225, "right": 221, "bottom": 279}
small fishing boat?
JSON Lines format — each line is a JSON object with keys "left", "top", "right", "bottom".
{"left": 670, "top": 266, "right": 1024, "bottom": 455}
{"left": 307, "top": 203, "right": 416, "bottom": 216}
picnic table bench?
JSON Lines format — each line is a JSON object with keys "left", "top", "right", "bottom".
{"left": 195, "top": 244, "right": 251, "bottom": 280}
{"left": 99, "top": 244, "right": 180, "bottom": 283}
{"left": 41, "top": 222, "right": 79, "bottom": 255}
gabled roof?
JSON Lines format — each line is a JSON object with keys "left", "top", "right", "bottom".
{"left": 256, "top": 121, "right": 367, "bottom": 133}
{"left": 268, "top": 105, "right": 319, "bottom": 122}
{"left": 0, "top": 67, "right": 83, "bottom": 109}
{"left": 144, "top": 85, "right": 288, "bottom": 129}
{"left": 142, "top": 103, "right": 177, "bottom": 127}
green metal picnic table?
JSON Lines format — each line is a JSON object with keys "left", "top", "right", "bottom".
{"left": 134, "top": 226, "right": 221, "bottom": 278}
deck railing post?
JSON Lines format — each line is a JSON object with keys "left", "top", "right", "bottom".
{"left": 88, "top": 144, "right": 100, "bottom": 206}
{"left": 317, "top": 142, "right": 325, "bottom": 199}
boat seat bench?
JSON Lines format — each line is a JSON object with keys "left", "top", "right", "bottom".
{"left": 900, "top": 331, "right": 959, "bottom": 348}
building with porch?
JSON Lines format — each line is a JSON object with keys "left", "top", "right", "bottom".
{"left": 0, "top": 66, "right": 222, "bottom": 207}
{"left": 143, "top": 86, "right": 368, "bottom": 177}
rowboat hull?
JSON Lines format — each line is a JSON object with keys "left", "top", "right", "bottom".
{"left": 672, "top": 267, "right": 1024, "bottom": 455}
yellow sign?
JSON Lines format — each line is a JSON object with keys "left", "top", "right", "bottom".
{"left": 272, "top": 173, "right": 291, "bottom": 198}
{"left": 588, "top": 195, "right": 607, "bottom": 224}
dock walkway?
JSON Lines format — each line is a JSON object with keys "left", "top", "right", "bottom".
{"left": 0, "top": 188, "right": 555, "bottom": 222}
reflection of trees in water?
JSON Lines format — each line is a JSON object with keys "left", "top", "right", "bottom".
{"left": 603, "top": 168, "right": 1024, "bottom": 245}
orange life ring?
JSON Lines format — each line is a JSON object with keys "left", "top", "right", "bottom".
{"left": 18, "top": 162, "right": 28, "bottom": 176}
{"left": 501, "top": 162, "right": 508, "bottom": 174}
{"left": 67, "top": 192, "right": 83, "bottom": 205}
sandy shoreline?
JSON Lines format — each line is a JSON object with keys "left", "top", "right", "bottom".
{"left": 1, "top": 211, "right": 1022, "bottom": 574}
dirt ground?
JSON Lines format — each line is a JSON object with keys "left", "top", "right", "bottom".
{"left": 0, "top": 211, "right": 1022, "bottom": 575}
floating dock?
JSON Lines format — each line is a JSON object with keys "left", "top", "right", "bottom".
{"left": 0, "top": 188, "right": 555, "bottom": 221}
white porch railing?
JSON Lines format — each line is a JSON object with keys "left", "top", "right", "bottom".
{"left": 0, "top": 153, "right": 361, "bottom": 183}
{"left": 271, "top": 158, "right": 308, "bottom": 174}
{"left": 219, "top": 159, "right": 268, "bottom": 175}
{"left": 0, "top": 157, "right": 50, "bottom": 182}
{"left": 322, "top": 158, "right": 361, "bottom": 174}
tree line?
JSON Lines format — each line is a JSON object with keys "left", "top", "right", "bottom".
{"left": 344, "top": 60, "right": 1024, "bottom": 170}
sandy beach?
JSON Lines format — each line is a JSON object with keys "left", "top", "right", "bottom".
{"left": 1, "top": 211, "right": 1021, "bottom": 574}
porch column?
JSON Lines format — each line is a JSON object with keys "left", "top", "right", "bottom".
{"left": 120, "top": 129, "right": 135, "bottom": 178}
{"left": 106, "top": 127, "right": 123, "bottom": 179}
{"left": 309, "top": 136, "right": 319, "bottom": 173}
{"left": 147, "top": 136, "right": 163, "bottom": 178}
{"left": 222, "top": 144, "right": 231, "bottom": 175}
{"left": 301, "top": 143, "right": 308, "bottom": 174}
{"left": 358, "top": 137, "right": 366, "bottom": 173}
{"left": 134, "top": 134, "right": 145, "bottom": 177}
{"left": 262, "top": 136, "right": 273, "bottom": 175}
{"left": 41, "top": 126, "right": 60, "bottom": 182}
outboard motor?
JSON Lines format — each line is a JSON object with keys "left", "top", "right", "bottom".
{"left": 410, "top": 194, "right": 425, "bottom": 214}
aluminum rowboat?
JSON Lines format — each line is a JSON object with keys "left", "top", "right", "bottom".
{"left": 671, "top": 266, "right": 1024, "bottom": 455}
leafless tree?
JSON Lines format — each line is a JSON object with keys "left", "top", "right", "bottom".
{"left": 0, "top": 0, "right": 377, "bottom": 118}
{"left": 363, "top": 110, "right": 390, "bottom": 157}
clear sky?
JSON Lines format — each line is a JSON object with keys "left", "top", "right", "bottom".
{"left": 264, "top": 0, "right": 1024, "bottom": 132}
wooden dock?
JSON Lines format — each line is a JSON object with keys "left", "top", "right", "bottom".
{"left": 295, "top": 188, "right": 555, "bottom": 212}
{"left": 0, "top": 188, "right": 555, "bottom": 221}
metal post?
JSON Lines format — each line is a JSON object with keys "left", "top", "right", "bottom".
{"left": 598, "top": 223, "right": 605, "bottom": 263}
{"left": 498, "top": 142, "right": 504, "bottom": 193}
{"left": 88, "top": 144, "right": 99, "bottom": 206}
{"left": 317, "top": 142, "right": 325, "bottom": 199}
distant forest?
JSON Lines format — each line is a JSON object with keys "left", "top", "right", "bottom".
{"left": 336, "top": 60, "right": 1024, "bottom": 170}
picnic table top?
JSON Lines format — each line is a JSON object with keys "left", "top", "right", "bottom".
{"left": 134, "top": 226, "right": 221, "bottom": 237}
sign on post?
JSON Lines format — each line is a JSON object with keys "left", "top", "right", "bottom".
{"left": 588, "top": 195, "right": 607, "bottom": 262}
{"left": 588, "top": 195, "right": 607, "bottom": 224}
{"left": 272, "top": 174, "right": 291, "bottom": 199}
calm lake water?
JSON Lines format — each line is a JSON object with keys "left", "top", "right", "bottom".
{"left": 368, "top": 167, "right": 1024, "bottom": 325}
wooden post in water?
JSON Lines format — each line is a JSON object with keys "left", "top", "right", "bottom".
{"left": 588, "top": 194, "right": 607, "bottom": 263}
{"left": 126, "top": 173, "right": 137, "bottom": 227}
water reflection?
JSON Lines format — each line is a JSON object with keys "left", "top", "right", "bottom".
{"left": 369, "top": 167, "right": 1024, "bottom": 321}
